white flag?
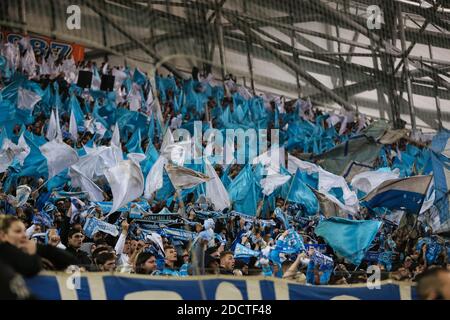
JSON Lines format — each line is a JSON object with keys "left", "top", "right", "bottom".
{"left": 351, "top": 168, "right": 400, "bottom": 194}
{"left": 94, "top": 121, "right": 106, "bottom": 139}
{"left": 40, "top": 140, "right": 79, "bottom": 178}
{"left": 144, "top": 155, "right": 167, "bottom": 198}
{"left": 111, "top": 123, "right": 121, "bottom": 149}
{"left": 205, "top": 159, "right": 230, "bottom": 210}
{"left": 0, "top": 150, "right": 14, "bottom": 173}
{"left": 165, "top": 164, "right": 210, "bottom": 190}
{"left": 69, "top": 166, "right": 104, "bottom": 202}
{"left": 69, "top": 109, "right": 78, "bottom": 141}
{"left": 160, "top": 128, "right": 174, "bottom": 153}
{"left": 261, "top": 173, "right": 291, "bottom": 196}
{"left": 18, "top": 88, "right": 41, "bottom": 111}
{"left": 104, "top": 159, "right": 144, "bottom": 214}
{"left": 318, "top": 168, "right": 359, "bottom": 214}
{"left": 46, "top": 109, "right": 57, "bottom": 141}
{"left": 287, "top": 153, "right": 319, "bottom": 175}
{"left": 14, "top": 133, "right": 30, "bottom": 166}
{"left": 128, "top": 84, "right": 142, "bottom": 112}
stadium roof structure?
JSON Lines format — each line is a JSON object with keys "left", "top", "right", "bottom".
{"left": 1, "top": 0, "right": 450, "bottom": 131}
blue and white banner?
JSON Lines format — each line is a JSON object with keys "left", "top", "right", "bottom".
{"left": 93, "top": 200, "right": 151, "bottom": 213}
{"left": 25, "top": 273, "right": 418, "bottom": 300}
{"left": 83, "top": 217, "right": 119, "bottom": 238}
{"left": 234, "top": 243, "right": 261, "bottom": 258}
{"left": 304, "top": 244, "right": 327, "bottom": 254}
{"left": 160, "top": 227, "right": 197, "bottom": 241}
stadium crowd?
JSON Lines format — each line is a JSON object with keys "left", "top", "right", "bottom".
{"left": 0, "top": 37, "right": 449, "bottom": 299}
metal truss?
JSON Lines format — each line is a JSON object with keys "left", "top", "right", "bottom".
{"left": 1, "top": 0, "right": 449, "bottom": 130}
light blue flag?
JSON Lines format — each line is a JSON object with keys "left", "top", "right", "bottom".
{"left": 274, "top": 207, "right": 290, "bottom": 230}
{"left": 18, "top": 131, "right": 48, "bottom": 178}
{"left": 69, "top": 94, "right": 84, "bottom": 126}
{"left": 133, "top": 68, "right": 147, "bottom": 86}
{"left": 0, "top": 127, "right": 7, "bottom": 149}
{"left": 92, "top": 99, "right": 109, "bottom": 129}
{"left": 227, "top": 164, "right": 260, "bottom": 216}
{"left": 430, "top": 130, "right": 450, "bottom": 223}
{"left": 315, "top": 217, "right": 382, "bottom": 265}
{"left": 155, "top": 170, "right": 175, "bottom": 203}
{"left": 285, "top": 169, "right": 319, "bottom": 216}
{"left": 221, "top": 165, "right": 232, "bottom": 189}
{"left": 148, "top": 112, "right": 155, "bottom": 143}
{"left": 142, "top": 140, "right": 159, "bottom": 178}
{"left": 47, "top": 169, "right": 70, "bottom": 191}
{"left": 126, "top": 129, "right": 143, "bottom": 154}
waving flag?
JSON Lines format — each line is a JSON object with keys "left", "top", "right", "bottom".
{"left": 228, "top": 164, "right": 260, "bottom": 216}
{"left": 133, "top": 68, "right": 147, "bottom": 86}
{"left": 17, "top": 87, "right": 41, "bottom": 111}
{"left": 316, "top": 136, "right": 381, "bottom": 176}
{"left": 285, "top": 169, "right": 319, "bottom": 215}
{"left": 204, "top": 159, "right": 230, "bottom": 211}
{"left": 165, "top": 164, "right": 210, "bottom": 190}
{"left": 430, "top": 130, "right": 450, "bottom": 226}
{"left": 19, "top": 131, "right": 48, "bottom": 178}
{"left": 274, "top": 208, "right": 290, "bottom": 230}
{"left": 318, "top": 168, "right": 359, "bottom": 214}
{"left": 315, "top": 217, "right": 382, "bottom": 265}
{"left": 69, "top": 94, "right": 84, "bottom": 126}
{"left": 126, "top": 129, "right": 143, "bottom": 154}
{"left": 69, "top": 108, "right": 78, "bottom": 141}
{"left": 39, "top": 140, "right": 79, "bottom": 178}
{"left": 69, "top": 166, "right": 104, "bottom": 202}
{"left": 312, "top": 189, "right": 347, "bottom": 218}
{"left": 45, "top": 109, "right": 58, "bottom": 141}
{"left": 104, "top": 159, "right": 144, "bottom": 214}
{"left": 144, "top": 155, "right": 167, "bottom": 198}
{"left": 362, "top": 175, "right": 433, "bottom": 213}
{"left": 351, "top": 168, "right": 400, "bottom": 194}
{"left": 261, "top": 173, "right": 291, "bottom": 196}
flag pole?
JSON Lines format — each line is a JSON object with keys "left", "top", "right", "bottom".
{"left": 34, "top": 178, "right": 50, "bottom": 193}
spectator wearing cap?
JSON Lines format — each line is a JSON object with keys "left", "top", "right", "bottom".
{"left": 65, "top": 229, "right": 91, "bottom": 270}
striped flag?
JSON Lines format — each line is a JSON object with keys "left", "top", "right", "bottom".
{"left": 362, "top": 175, "right": 433, "bottom": 213}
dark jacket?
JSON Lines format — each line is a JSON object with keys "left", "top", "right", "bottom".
{"left": 0, "top": 261, "right": 34, "bottom": 300}
{"left": 219, "top": 267, "right": 234, "bottom": 275}
{"left": 0, "top": 242, "right": 42, "bottom": 277}
{"left": 37, "top": 244, "right": 79, "bottom": 270}
{"left": 66, "top": 246, "right": 92, "bottom": 269}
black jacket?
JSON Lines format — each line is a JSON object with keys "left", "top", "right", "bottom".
{"left": 219, "top": 267, "right": 234, "bottom": 275}
{"left": 0, "top": 261, "right": 34, "bottom": 300}
{"left": 36, "top": 244, "right": 79, "bottom": 270}
{"left": 0, "top": 242, "right": 42, "bottom": 277}
{"left": 66, "top": 246, "right": 92, "bottom": 269}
